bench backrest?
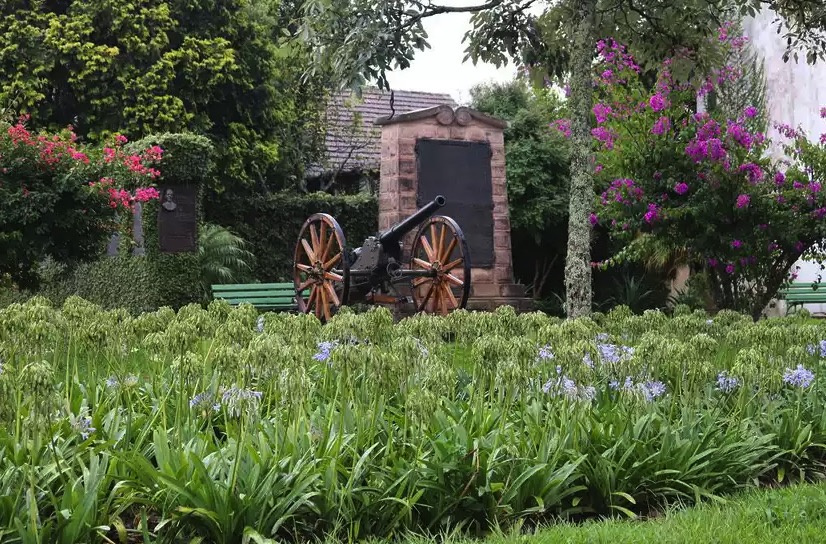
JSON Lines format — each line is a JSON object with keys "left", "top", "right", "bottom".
{"left": 777, "top": 282, "right": 826, "bottom": 303}
{"left": 212, "top": 283, "right": 298, "bottom": 310}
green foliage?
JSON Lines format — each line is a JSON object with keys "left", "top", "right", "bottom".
{"left": 23, "top": 223, "right": 253, "bottom": 314}
{"left": 0, "top": 0, "right": 326, "bottom": 193}
{"left": 0, "top": 118, "right": 161, "bottom": 289}
{"left": 207, "top": 191, "right": 378, "bottom": 282}
{"left": 198, "top": 223, "right": 256, "bottom": 300}
{"left": 470, "top": 80, "right": 570, "bottom": 237}
{"left": 127, "top": 132, "right": 215, "bottom": 185}
{"left": 470, "top": 80, "right": 570, "bottom": 301}
{"left": 47, "top": 255, "right": 181, "bottom": 314}
{"left": 2, "top": 299, "right": 826, "bottom": 541}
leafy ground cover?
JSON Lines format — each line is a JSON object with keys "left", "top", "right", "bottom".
{"left": 1, "top": 298, "right": 826, "bottom": 543}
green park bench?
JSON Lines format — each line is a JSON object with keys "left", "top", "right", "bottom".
{"left": 211, "top": 282, "right": 303, "bottom": 312}
{"left": 777, "top": 281, "right": 826, "bottom": 314}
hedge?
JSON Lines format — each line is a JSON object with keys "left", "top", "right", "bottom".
{"left": 205, "top": 191, "right": 378, "bottom": 282}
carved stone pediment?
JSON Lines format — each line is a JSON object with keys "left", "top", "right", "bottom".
{"left": 374, "top": 104, "right": 509, "bottom": 129}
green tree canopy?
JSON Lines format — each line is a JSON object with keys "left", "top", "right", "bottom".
{"left": 0, "top": 0, "right": 326, "bottom": 193}
{"left": 470, "top": 80, "right": 570, "bottom": 300}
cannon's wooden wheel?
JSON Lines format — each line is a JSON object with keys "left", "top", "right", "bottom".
{"left": 293, "top": 213, "right": 349, "bottom": 322}
{"left": 409, "top": 216, "right": 471, "bottom": 315}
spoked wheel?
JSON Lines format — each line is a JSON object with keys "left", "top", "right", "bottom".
{"left": 293, "top": 213, "right": 350, "bottom": 321}
{"left": 409, "top": 216, "right": 471, "bottom": 315}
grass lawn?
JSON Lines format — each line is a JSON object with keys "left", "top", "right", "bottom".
{"left": 396, "top": 483, "right": 826, "bottom": 544}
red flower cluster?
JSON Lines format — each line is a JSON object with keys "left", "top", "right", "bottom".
{"left": 4, "top": 115, "right": 162, "bottom": 212}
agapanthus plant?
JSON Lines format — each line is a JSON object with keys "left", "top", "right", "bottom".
{"left": 558, "top": 28, "right": 826, "bottom": 320}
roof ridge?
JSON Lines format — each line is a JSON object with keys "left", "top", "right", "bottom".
{"left": 332, "top": 87, "right": 456, "bottom": 99}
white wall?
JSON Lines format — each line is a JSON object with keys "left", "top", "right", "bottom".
{"left": 744, "top": 9, "right": 826, "bottom": 314}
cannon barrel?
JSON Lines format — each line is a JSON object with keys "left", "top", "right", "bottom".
{"left": 378, "top": 195, "right": 446, "bottom": 246}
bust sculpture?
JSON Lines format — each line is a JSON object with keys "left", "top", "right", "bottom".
{"left": 161, "top": 188, "right": 177, "bottom": 211}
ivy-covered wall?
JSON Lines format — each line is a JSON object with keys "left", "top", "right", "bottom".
{"left": 131, "top": 133, "right": 213, "bottom": 310}
{"left": 206, "top": 191, "right": 378, "bottom": 282}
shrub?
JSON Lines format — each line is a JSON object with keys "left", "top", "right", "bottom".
{"left": 0, "top": 116, "right": 161, "bottom": 289}
{"left": 578, "top": 29, "right": 826, "bottom": 319}
{"left": 127, "top": 132, "right": 215, "bottom": 186}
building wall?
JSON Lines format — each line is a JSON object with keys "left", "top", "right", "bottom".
{"left": 744, "top": 9, "right": 826, "bottom": 314}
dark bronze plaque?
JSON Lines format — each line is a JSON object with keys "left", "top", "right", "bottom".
{"left": 415, "top": 138, "right": 494, "bottom": 267}
{"left": 157, "top": 185, "right": 198, "bottom": 253}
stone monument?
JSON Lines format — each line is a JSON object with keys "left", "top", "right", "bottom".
{"left": 375, "top": 104, "right": 532, "bottom": 312}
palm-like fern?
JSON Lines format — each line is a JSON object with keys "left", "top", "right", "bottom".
{"left": 198, "top": 223, "right": 256, "bottom": 301}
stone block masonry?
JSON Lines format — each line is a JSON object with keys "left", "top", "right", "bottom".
{"left": 375, "top": 105, "right": 533, "bottom": 313}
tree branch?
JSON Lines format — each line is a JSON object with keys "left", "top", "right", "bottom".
{"left": 391, "top": 0, "right": 512, "bottom": 34}
{"left": 622, "top": 0, "right": 680, "bottom": 45}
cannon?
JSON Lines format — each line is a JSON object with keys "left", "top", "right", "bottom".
{"left": 293, "top": 195, "right": 471, "bottom": 321}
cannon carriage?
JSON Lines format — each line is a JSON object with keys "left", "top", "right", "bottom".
{"left": 293, "top": 195, "right": 471, "bottom": 321}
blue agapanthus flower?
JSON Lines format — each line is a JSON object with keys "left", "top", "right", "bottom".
{"left": 190, "top": 391, "right": 221, "bottom": 412}
{"left": 597, "top": 343, "right": 634, "bottom": 364}
{"left": 783, "top": 364, "right": 815, "bottom": 388}
{"left": 609, "top": 376, "right": 635, "bottom": 391}
{"left": 715, "top": 371, "right": 740, "bottom": 393}
{"left": 313, "top": 341, "right": 338, "bottom": 362}
{"left": 69, "top": 409, "right": 96, "bottom": 440}
{"left": 542, "top": 373, "right": 596, "bottom": 402}
{"left": 538, "top": 344, "right": 555, "bottom": 360}
{"left": 640, "top": 380, "right": 666, "bottom": 401}
{"left": 78, "top": 417, "right": 94, "bottom": 440}
{"left": 256, "top": 315, "right": 265, "bottom": 333}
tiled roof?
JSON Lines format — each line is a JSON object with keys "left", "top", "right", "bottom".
{"left": 307, "top": 87, "right": 457, "bottom": 177}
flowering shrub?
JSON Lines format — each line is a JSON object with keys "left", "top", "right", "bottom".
{"left": 566, "top": 28, "right": 826, "bottom": 319}
{"left": 0, "top": 116, "right": 161, "bottom": 287}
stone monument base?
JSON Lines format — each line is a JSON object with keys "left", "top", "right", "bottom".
{"left": 466, "top": 282, "right": 534, "bottom": 312}
{"left": 381, "top": 281, "right": 534, "bottom": 319}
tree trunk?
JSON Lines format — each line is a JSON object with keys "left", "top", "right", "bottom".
{"left": 564, "top": 0, "right": 597, "bottom": 319}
